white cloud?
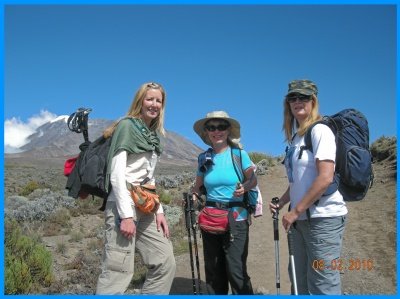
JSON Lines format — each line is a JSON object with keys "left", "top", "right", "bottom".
{"left": 4, "top": 110, "right": 57, "bottom": 152}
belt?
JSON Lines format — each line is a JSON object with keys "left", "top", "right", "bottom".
{"left": 205, "top": 201, "right": 245, "bottom": 209}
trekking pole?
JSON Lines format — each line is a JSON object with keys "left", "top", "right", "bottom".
{"left": 80, "top": 109, "right": 90, "bottom": 143}
{"left": 67, "top": 108, "right": 92, "bottom": 150}
{"left": 67, "top": 108, "right": 92, "bottom": 139}
{"left": 287, "top": 227, "right": 298, "bottom": 295}
{"left": 189, "top": 193, "right": 202, "bottom": 294}
{"left": 271, "top": 197, "right": 280, "bottom": 295}
{"left": 183, "top": 192, "right": 197, "bottom": 294}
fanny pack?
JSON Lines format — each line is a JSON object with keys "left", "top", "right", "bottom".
{"left": 198, "top": 207, "right": 229, "bottom": 234}
{"left": 127, "top": 182, "right": 160, "bottom": 214}
{"left": 198, "top": 201, "right": 243, "bottom": 234}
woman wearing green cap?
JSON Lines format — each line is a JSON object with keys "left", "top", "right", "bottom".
{"left": 270, "top": 79, "right": 347, "bottom": 294}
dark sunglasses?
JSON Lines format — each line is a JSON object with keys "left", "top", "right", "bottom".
{"left": 147, "top": 82, "right": 161, "bottom": 88}
{"left": 286, "top": 94, "right": 312, "bottom": 103}
{"left": 205, "top": 124, "right": 230, "bottom": 132}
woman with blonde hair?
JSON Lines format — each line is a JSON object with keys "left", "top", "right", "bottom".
{"left": 96, "top": 82, "right": 175, "bottom": 294}
{"left": 191, "top": 111, "right": 257, "bottom": 294}
{"left": 270, "top": 79, "right": 347, "bottom": 295}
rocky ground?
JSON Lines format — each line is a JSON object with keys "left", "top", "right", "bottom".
{"left": 4, "top": 156, "right": 397, "bottom": 295}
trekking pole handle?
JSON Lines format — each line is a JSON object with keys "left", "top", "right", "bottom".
{"left": 271, "top": 197, "right": 279, "bottom": 219}
{"left": 272, "top": 197, "right": 279, "bottom": 241}
{"left": 189, "top": 194, "right": 197, "bottom": 229}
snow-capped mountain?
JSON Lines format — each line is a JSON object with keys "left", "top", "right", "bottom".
{"left": 6, "top": 117, "right": 203, "bottom": 166}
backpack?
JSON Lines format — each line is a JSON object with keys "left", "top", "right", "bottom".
{"left": 65, "top": 136, "right": 112, "bottom": 202}
{"left": 64, "top": 108, "right": 112, "bottom": 211}
{"left": 300, "top": 108, "right": 374, "bottom": 201}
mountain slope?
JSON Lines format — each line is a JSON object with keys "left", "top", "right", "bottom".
{"left": 7, "top": 116, "right": 203, "bottom": 166}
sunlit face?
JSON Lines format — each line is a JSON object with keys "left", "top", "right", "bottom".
{"left": 204, "top": 120, "right": 230, "bottom": 146}
{"left": 287, "top": 93, "right": 313, "bottom": 122}
{"left": 141, "top": 89, "right": 163, "bottom": 126}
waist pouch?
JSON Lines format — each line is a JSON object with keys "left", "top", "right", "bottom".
{"left": 127, "top": 182, "right": 160, "bottom": 214}
{"left": 198, "top": 207, "right": 229, "bottom": 234}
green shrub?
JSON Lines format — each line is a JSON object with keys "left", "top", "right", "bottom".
{"left": 370, "top": 136, "right": 397, "bottom": 162}
{"left": 43, "top": 208, "right": 72, "bottom": 236}
{"left": 5, "top": 219, "right": 53, "bottom": 294}
{"left": 249, "top": 152, "right": 277, "bottom": 167}
{"left": 69, "top": 197, "right": 104, "bottom": 216}
{"left": 56, "top": 241, "right": 67, "bottom": 255}
{"left": 19, "top": 180, "right": 41, "bottom": 196}
{"left": 158, "top": 189, "right": 172, "bottom": 205}
{"left": 70, "top": 231, "right": 84, "bottom": 243}
{"left": 48, "top": 208, "right": 71, "bottom": 226}
{"left": 5, "top": 253, "right": 33, "bottom": 294}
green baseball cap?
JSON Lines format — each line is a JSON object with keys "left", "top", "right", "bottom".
{"left": 286, "top": 79, "right": 318, "bottom": 96}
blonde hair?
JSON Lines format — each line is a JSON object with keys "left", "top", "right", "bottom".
{"left": 282, "top": 94, "right": 322, "bottom": 142}
{"left": 228, "top": 138, "right": 243, "bottom": 150}
{"left": 104, "top": 82, "right": 166, "bottom": 138}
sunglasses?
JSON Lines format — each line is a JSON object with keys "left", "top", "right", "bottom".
{"left": 205, "top": 124, "right": 230, "bottom": 132}
{"left": 147, "top": 82, "right": 161, "bottom": 88}
{"left": 286, "top": 94, "right": 312, "bottom": 103}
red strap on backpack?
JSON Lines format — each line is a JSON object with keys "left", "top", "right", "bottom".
{"left": 64, "top": 156, "right": 79, "bottom": 177}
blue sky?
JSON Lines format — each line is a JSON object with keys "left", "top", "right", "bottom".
{"left": 4, "top": 2, "right": 396, "bottom": 156}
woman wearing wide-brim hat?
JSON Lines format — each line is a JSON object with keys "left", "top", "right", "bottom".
{"left": 191, "top": 110, "right": 257, "bottom": 295}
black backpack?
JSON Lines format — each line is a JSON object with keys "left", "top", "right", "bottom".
{"left": 65, "top": 108, "right": 112, "bottom": 211}
{"left": 300, "top": 108, "right": 374, "bottom": 201}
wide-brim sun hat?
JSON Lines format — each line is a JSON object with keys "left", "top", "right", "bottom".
{"left": 193, "top": 111, "right": 241, "bottom": 146}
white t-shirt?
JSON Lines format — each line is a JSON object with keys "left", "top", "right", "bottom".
{"left": 286, "top": 124, "right": 348, "bottom": 220}
{"left": 107, "top": 149, "right": 163, "bottom": 220}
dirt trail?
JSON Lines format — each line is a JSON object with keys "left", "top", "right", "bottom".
{"left": 171, "top": 162, "right": 396, "bottom": 295}
{"left": 24, "top": 159, "right": 394, "bottom": 295}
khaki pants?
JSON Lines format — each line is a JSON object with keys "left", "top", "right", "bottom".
{"left": 96, "top": 201, "right": 176, "bottom": 294}
{"left": 289, "top": 216, "right": 346, "bottom": 295}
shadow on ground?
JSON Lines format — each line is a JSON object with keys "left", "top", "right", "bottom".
{"left": 170, "top": 277, "right": 205, "bottom": 295}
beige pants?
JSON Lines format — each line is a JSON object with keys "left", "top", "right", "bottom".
{"left": 96, "top": 201, "right": 176, "bottom": 294}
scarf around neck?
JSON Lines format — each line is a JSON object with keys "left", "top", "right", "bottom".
{"left": 105, "top": 117, "right": 162, "bottom": 193}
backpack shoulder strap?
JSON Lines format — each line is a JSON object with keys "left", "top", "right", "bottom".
{"left": 198, "top": 147, "right": 211, "bottom": 161}
{"left": 198, "top": 147, "right": 214, "bottom": 173}
{"left": 231, "top": 147, "right": 244, "bottom": 183}
{"left": 291, "top": 132, "right": 297, "bottom": 143}
{"left": 301, "top": 119, "right": 330, "bottom": 156}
